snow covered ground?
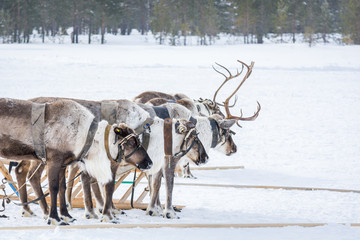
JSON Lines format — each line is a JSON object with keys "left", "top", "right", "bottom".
{"left": 0, "top": 33, "right": 360, "bottom": 239}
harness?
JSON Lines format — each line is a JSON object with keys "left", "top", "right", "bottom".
{"left": 209, "top": 118, "right": 236, "bottom": 148}
{"left": 152, "top": 106, "right": 170, "bottom": 119}
{"left": 134, "top": 118, "right": 154, "bottom": 151}
{"left": 104, "top": 125, "right": 142, "bottom": 164}
{"left": 209, "top": 118, "right": 221, "bottom": 148}
{"left": 77, "top": 120, "right": 98, "bottom": 162}
{"left": 163, "top": 118, "right": 201, "bottom": 160}
{"left": 31, "top": 103, "right": 47, "bottom": 164}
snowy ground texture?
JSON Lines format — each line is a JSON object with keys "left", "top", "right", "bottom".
{"left": 0, "top": 32, "right": 360, "bottom": 239}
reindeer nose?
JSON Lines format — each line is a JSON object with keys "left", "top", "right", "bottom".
{"left": 138, "top": 156, "right": 153, "bottom": 171}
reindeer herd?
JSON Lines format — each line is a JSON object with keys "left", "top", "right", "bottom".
{"left": 0, "top": 60, "right": 260, "bottom": 225}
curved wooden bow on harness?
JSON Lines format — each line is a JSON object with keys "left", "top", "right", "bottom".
{"left": 104, "top": 125, "right": 141, "bottom": 163}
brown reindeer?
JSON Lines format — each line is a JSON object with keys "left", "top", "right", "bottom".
{"left": 0, "top": 98, "right": 152, "bottom": 225}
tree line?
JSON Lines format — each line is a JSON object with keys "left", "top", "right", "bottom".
{"left": 0, "top": 0, "right": 359, "bottom": 45}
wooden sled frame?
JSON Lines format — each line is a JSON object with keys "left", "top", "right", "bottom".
{"left": 0, "top": 159, "right": 186, "bottom": 211}
{"left": 69, "top": 169, "right": 150, "bottom": 210}
{"left": 0, "top": 159, "right": 151, "bottom": 210}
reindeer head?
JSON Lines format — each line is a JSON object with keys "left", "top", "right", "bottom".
{"left": 112, "top": 123, "right": 153, "bottom": 171}
{"left": 173, "top": 119, "right": 208, "bottom": 165}
{"left": 209, "top": 114, "right": 237, "bottom": 156}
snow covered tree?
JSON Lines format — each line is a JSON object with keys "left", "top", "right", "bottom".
{"left": 275, "top": 0, "right": 289, "bottom": 43}
{"left": 319, "top": 0, "right": 332, "bottom": 43}
{"left": 341, "top": 0, "right": 360, "bottom": 44}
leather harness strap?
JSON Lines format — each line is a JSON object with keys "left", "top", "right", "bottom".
{"left": 163, "top": 118, "right": 173, "bottom": 156}
{"left": 31, "top": 103, "right": 46, "bottom": 163}
{"left": 77, "top": 119, "right": 99, "bottom": 162}
{"left": 209, "top": 118, "right": 220, "bottom": 148}
{"left": 134, "top": 118, "right": 154, "bottom": 151}
{"left": 153, "top": 106, "right": 170, "bottom": 120}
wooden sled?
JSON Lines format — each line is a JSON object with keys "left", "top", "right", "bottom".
{"left": 0, "top": 159, "right": 151, "bottom": 210}
{"left": 0, "top": 159, "right": 185, "bottom": 211}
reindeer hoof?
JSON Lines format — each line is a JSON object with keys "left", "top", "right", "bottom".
{"left": 21, "top": 209, "right": 35, "bottom": 217}
{"left": 47, "top": 217, "right": 69, "bottom": 226}
{"left": 98, "top": 208, "right": 104, "bottom": 214}
{"left": 66, "top": 202, "right": 72, "bottom": 211}
{"left": 111, "top": 208, "right": 125, "bottom": 215}
{"left": 61, "top": 215, "right": 76, "bottom": 223}
{"left": 173, "top": 206, "right": 182, "bottom": 213}
{"left": 146, "top": 208, "right": 161, "bottom": 217}
{"left": 164, "top": 210, "right": 179, "bottom": 219}
{"left": 85, "top": 213, "right": 98, "bottom": 219}
{"left": 100, "top": 214, "right": 115, "bottom": 223}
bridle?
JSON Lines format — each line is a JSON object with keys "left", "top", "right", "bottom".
{"left": 209, "top": 118, "right": 235, "bottom": 148}
{"left": 174, "top": 128, "right": 201, "bottom": 158}
{"left": 104, "top": 125, "right": 142, "bottom": 164}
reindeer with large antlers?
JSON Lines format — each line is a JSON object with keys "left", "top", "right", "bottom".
{"left": 133, "top": 59, "right": 260, "bottom": 178}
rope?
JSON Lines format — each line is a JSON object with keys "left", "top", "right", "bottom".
{"left": 0, "top": 162, "right": 44, "bottom": 210}
{"left": 173, "top": 183, "right": 360, "bottom": 194}
{"left": 130, "top": 169, "right": 137, "bottom": 208}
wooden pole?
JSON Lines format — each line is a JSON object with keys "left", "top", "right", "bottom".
{"left": 174, "top": 183, "right": 360, "bottom": 194}
{"left": 0, "top": 223, "right": 359, "bottom": 231}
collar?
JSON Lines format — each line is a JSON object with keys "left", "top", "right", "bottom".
{"left": 104, "top": 125, "right": 115, "bottom": 161}
{"left": 152, "top": 106, "right": 170, "bottom": 119}
{"left": 104, "top": 124, "right": 141, "bottom": 163}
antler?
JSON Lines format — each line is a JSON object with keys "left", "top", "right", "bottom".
{"left": 212, "top": 62, "right": 244, "bottom": 106}
{"left": 223, "top": 60, "right": 261, "bottom": 122}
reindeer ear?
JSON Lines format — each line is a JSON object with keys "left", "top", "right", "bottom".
{"left": 175, "top": 121, "right": 187, "bottom": 134}
{"left": 114, "top": 127, "right": 124, "bottom": 135}
{"left": 185, "top": 121, "right": 195, "bottom": 129}
{"left": 218, "top": 119, "right": 236, "bottom": 129}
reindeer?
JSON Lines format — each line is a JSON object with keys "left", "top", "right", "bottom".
{"left": 14, "top": 98, "right": 208, "bottom": 221}
{"left": 134, "top": 60, "right": 261, "bottom": 178}
{"left": 0, "top": 98, "right": 152, "bottom": 225}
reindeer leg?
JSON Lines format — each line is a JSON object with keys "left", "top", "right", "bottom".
{"left": 28, "top": 161, "right": 48, "bottom": 218}
{"left": 59, "top": 166, "right": 75, "bottom": 223}
{"left": 146, "top": 170, "right": 163, "bottom": 217}
{"left": 162, "top": 156, "right": 180, "bottom": 219}
{"left": 66, "top": 164, "right": 80, "bottom": 211}
{"left": 90, "top": 177, "right": 104, "bottom": 215}
{"left": 174, "top": 164, "right": 183, "bottom": 177}
{"left": 80, "top": 172, "right": 98, "bottom": 219}
{"left": 183, "top": 163, "right": 196, "bottom": 179}
{"left": 101, "top": 179, "right": 117, "bottom": 223}
{"left": 15, "top": 161, "right": 34, "bottom": 217}
{"left": 46, "top": 161, "right": 67, "bottom": 225}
